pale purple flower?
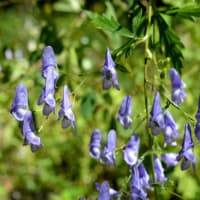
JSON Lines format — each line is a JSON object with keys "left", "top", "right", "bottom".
{"left": 10, "top": 83, "right": 28, "bottom": 121}
{"left": 58, "top": 85, "right": 76, "bottom": 129}
{"left": 153, "top": 154, "right": 167, "bottom": 185}
{"left": 101, "top": 129, "right": 117, "bottom": 166}
{"left": 170, "top": 68, "right": 187, "bottom": 105}
{"left": 149, "top": 92, "right": 165, "bottom": 135}
{"left": 177, "top": 123, "right": 196, "bottom": 170}
{"left": 118, "top": 95, "right": 132, "bottom": 129}
{"left": 102, "top": 48, "right": 120, "bottom": 90}
{"left": 89, "top": 129, "right": 102, "bottom": 159}
{"left": 195, "top": 97, "right": 200, "bottom": 142}
{"left": 123, "top": 134, "right": 140, "bottom": 166}
{"left": 161, "top": 153, "right": 178, "bottom": 167}
{"left": 22, "top": 111, "right": 42, "bottom": 152}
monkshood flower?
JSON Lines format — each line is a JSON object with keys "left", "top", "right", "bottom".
{"left": 22, "top": 111, "right": 42, "bottom": 152}
{"left": 58, "top": 85, "right": 76, "bottom": 129}
{"left": 89, "top": 129, "right": 102, "bottom": 159}
{"left": 169, "top": 68, "right": 187, "bottom": 105}
{"left": 163, "top": 112, "right": 179, "bottom": 147}
{"left": 161, "top": 153, "right": 178, "bottom": 167}
{"left": 195, "top": 97, "right": 200, "bottom": 142}
{"left": 153, "top": 154, "right": 167, "bottom": 185}
{"left": 10, "top": 83, "right": 28, "bottom": 121}
{"left": 177, "top": 123, "right": 196, "bottom": 170}
{"left": 138, "top": 164, "right": 150, "bottom": 190}
{"left": 102, "top": 48, "right": 120, "bottom": 90}
{"left": 123, "top": 134, "right": 140, "bottom": 166}
{"left": 38, "top": 68, "right": 56, "bottom": 116}
{"left": 149, "top": 92, "right": 165, "bottom": 135}
{"left": 117, "top": 95, "right": 132, "bottom": 129}
{"left": 42, "top": 45, "right": 58, "bottom": 80}
{"left": 101, "top": 129, "right": 117, "bottom": 166}
{"left": 95, "top": 181, "right": 119, "bottom": 200}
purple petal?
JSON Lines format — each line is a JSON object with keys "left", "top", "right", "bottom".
{"left": 172, "top": 88, "right": 187, "bottom": 105}
{"left": 195, "top": 122, "right": 200, "bottom": 143}
{"left": 104, "top": 48, "right": 115, "bottom": 69}
{"left": 96, "top": 181, "right": 110, "bottom": 200}
{"left": 195, "top": 96, "right": 200, "bottom": 122}
{"left": 150, "top": 92, "right": 162, "bottom": 117}
{"left": 169, "top": 68, "right": 185, "bottom": 89}
{"left": 138, "top": 164, "right": 150, "bottom": 189}
{"left": 161, "top": 153, "right": 178, "bottom": 167}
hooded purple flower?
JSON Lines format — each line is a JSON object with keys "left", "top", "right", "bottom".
{"left": 177, "top": 123, "right": 196, "bottom": 170}
{"left": 22, "top": 111, "right": 42, "bottom": 152}
{"left": 96, "top": 181, "right": 119, "bottom": 200}
{"left": 149, "top": 92, "right": 165, "bottom": 135}
{"left": 38, "top": 68, "right": 56, "bottom": 116}
{"left": 102, "top": 48, "right": 120, "bottom": 90}
{"left": 118, "top": 95, "right": 132, "bottom": 129}
{"left": 58, "top": 85, "right": 76, "bottom": 129}
{"left": 89, "top": 129, "right": 102, "bottom": 159}
{"left": 195, "top": 97, "right": 200, "bottom": 143}
{"left": 153, "top": 154, "right": 167, "bottom": 185}
{"left": 138, "top": 164, "right": 150, "bottom": 190}
{"left": 42, "top": 46, "right": 58, "bottom": 80}
{"left": 123, "top": 134, "right": 140, "bottom": 166}
{"left": 10, "top": 84, "right": 28, "bottom": 121}
{"left": 161, "top": 153, "right": 178, "bottom": 167}
{"left": 169, "top": 68, "right": 187, "bottom": 105}
{"left": 101, "top": 129, "right": 117, "bottom": 166}
{"left": 163, "top": 112, "right": 179, "bottom": 147}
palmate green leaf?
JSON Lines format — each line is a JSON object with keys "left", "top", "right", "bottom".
{"left": 85, "top": 11, "right": 134, "bottom": 38}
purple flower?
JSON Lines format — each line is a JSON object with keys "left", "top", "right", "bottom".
{"left": 195, "top": 97, "right": 200, "bottom": 142}
{"left": 10, "top": 83, "right": 28, "bottom": 121}
{"left": 123, "top": 134, "right": 140, "bottom": 166}
{"left": 153, "top": 154, "right": 167, "bottom": 185}
{"left": 58, "top": 85, "right": 76, "bottom": 129}
{"left": 177, "top": 123, "right": 196, "bottom": 170}
{"left": 42, "top": 46, "right": 58, "bottom": 80}
{"left": 161, "top": 153, "right": 178, "bottom": 167}
{"left": 102, "top": 48, "right": 120, "bottom": 90}
{"left": 89, "top": 129, "right": 102, "bottom": 159}
{"left": 149, "top": 92, "right": 165, "bottom": 135}
{"left": 96, "top": 181, "right": 119, "bottom": 200}
{"left": 22, "top": 111, "right": 42, "bottom": 152}
{"left": 163, "top": 112, "right": 179, "bottom": 147}
{"left": 118, "top": 95, "right": 132, "bottom": 129}
{"left": 169, "top": 68, "right": 187, "bottom": 105}
{"left": 101, "top": 129, "right": 117, "bottom": 166}
{"left": 138, "top": 164, "right": 150, "bottom": 190}
{"left": 38, "top": 68, "right": 56, "bottom": 116}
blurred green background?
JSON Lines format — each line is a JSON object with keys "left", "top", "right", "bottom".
{"left": 0, "top": 0, "right": 200, "bottom": 199}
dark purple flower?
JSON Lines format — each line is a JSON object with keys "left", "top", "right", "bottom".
{"left": 38, "top": 68, "right": 56, "bottom": 116}
{"left": 118, "top": 95, "right": 132, "bottom": 129}
{"left": 101, "top": 129, "right": 117, "bottom": 166}
{"left": 42, "top": 46, "right": 58, "bottom": 80}
{"left": 169, "top": 68, "right": 187, "bottom": 105}
{"left": 22, "top": 111, "right": 42, "bottom": 152}
{"left": 153, "top": 154, "right": 167, "bottom": 185}
{"left": 58, "top": 85, "right": 76, "bottom": 129}
{"left": 177, "top": 123, "right": 196, "bottom": 170}
{"left": 123, "top": 134, "right": 140, "bottom": 166}
{"left": 149, "top": 92, "right": 165, "bottom": 135}
{"left": 138, "top": 164, "right": 150, "bottom": 190}
{"left": 195, "top": 97, "right": 200, "bottom": 142}
{"left": 161, "top": 153, "right": 178, "bottom": 167}
{"left": 102, "top": 48, "right": 120, "bottom": 90}
{"left": 10, "top": 83, "right": 28, "bottom": 121}
{"left": 96, "top": 181, "right": 119, "bottom": 200}
{"left": 163, "top": 112, "right": 179, "bottom": 147}
{"left": 89, "top": 129, "right": 102, "bottom": 159}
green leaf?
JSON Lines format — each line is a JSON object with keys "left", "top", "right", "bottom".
{"left": 115, "top": 63, "right": 130, "bottom": 73}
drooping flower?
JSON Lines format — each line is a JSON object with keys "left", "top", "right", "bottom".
{"left": 163, "top": 112, "right": 179, "bottom": 147}
{"left": 123, "top": 134, "right": 140, "bottom": 166}
{"left": 177, "top": 123, "right": 196, "bottom": 170}
{"left": 58, "top": 85, "right": 76, "bottom": 129}
{"left": 102, "top": 48, "right": 120, "bottom": 90}
{"left": 89, "top": 129, "right": 102, "bottom": 159}
{"left": 117, "top": 95, "right": 132, "bottom": 129}
{"left": 149, "top": 92, "right": 165, "bottom": 135}
{"left": 101, "top": 129, "right": 117, "bottom": 166}
{"left": 95, "top": 181, "right": 119, "bottom": 200}
{"left": 42, "top": 45, "right": 58, "bottom": 80}
{"left": 38, "top": 68, "right": 56, "bottom": 116}
{"left": 153, "top": 154, "right": 167, "bottom": 185}
{"left": 10, "top": 83, "right": 28, "bottom": 121}
{"left": 195, "top": 97, "right": 200, "bottom": 143}
{"left": 161, "top": 153, "right": 178, "bottom": 167}
{"left": 22, "top": 111, "right": 42, "bottom": 152}
{"left": 169, "top": 68, "right": 187, "bottom": 105}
